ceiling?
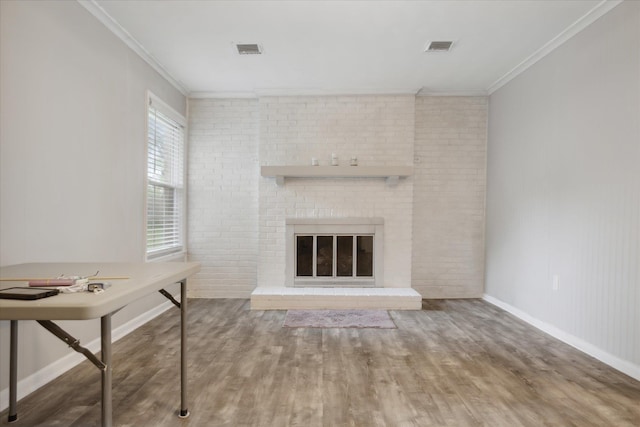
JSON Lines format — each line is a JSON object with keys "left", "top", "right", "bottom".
{"left": 88, "top": 0, "right": 617, "bottom": 97}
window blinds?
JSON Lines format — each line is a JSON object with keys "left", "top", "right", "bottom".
{"left": 146, "top": 100, "right": 185, "bottom": 258}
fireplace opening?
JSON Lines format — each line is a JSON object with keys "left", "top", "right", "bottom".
{"left": 296, "top": 234, "right": 373, "bottom": 280}
{"left": 286, "top": 218, "right": 383, "bottom": 287}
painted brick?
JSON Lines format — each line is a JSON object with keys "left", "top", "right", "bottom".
{"left": 412, "top": 96, "right": 488, "bottom": 298}
{"left": 187, "top": 95, "right": 488, "bottom": 299}
{"left": 257, "top": 95, "right": 415, "bottom": 288}
{"left": 187, "top": 98, "right": 259, "bottom": 298}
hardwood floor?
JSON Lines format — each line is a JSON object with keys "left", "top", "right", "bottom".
{"left": 2, "top": 299, "right": 639, "bottom": 426}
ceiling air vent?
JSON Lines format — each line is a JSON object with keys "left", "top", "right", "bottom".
{"left": 236, "top": 44, "right": 262, "bottom": 55}
{"left": 425, "top": 41, "right": 454, "bottom": 52}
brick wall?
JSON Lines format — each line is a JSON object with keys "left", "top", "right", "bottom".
{"left": 187, "top": 95, "right": 488, "bottom": 298}
{"left": 187, "top": 98, "right": 259, "bottom": 298}
{"left": 257, "top": 95, "right": 415, "bottom": 288}
{"left": 412, "top": 96, "right": 488, "bottom": 298}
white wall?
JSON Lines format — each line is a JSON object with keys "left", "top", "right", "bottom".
{"left": 413, "top": 96, "right": 488, "bottom": 298}
{"left": 0, "top": 0, "right": 186, "bottom": 402}
{"left": 188, "top": 99, "right": 259, "bottom": 298}
{"left": 485, "top": 0, "right": 639, "bottom": 378}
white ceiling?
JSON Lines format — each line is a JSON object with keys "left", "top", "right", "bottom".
{"left": 88, "top": 0, "right": 618, "bottom": 97}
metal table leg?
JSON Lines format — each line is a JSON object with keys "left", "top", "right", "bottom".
{"left": 101, "top": 314, "right": 113, "bottom": 427}
{"left": 179, "top": 279, "right": 189, "bottom": 418}
{"left": 8, "top": 320, "right": 18, "bottom": 423}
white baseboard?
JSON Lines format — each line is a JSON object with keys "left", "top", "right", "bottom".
{"left": 483, "top": 294, "right": 640, "bottom": 382}
{"left": 0, "top": 300, "right": 176, "bottom": 412}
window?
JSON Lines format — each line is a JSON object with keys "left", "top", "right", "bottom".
{"left": 146, "top": 93, "right": 186, "bottom": 259}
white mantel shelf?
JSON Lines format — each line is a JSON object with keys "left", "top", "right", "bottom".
{"left": 261, "top": 165, "right": 413, "bottom": 186}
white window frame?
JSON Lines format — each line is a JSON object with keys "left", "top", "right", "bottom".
{"left": 144, "top": 91, "right": 187, "bottom": 260}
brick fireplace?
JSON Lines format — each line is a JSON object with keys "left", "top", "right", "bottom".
{"left": 256, "top": 95, "right": 415, "bottom": 291}
{"left": 187, "top": 95, "right": 488, "bottom": 303}
{"left": 250, "top": 95, "right": 420, "bottom": 309}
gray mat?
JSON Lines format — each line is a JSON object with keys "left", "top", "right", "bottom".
{"left": 283, "top": 309, "right": 397, "bottom": 329}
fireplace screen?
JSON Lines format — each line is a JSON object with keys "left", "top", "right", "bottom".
{"left": 296, "top": 235, "right": 373, "bottom": 279}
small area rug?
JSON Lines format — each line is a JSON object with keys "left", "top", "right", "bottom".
{"left": 283, "top": 309, "right": 396, "bottom": 329}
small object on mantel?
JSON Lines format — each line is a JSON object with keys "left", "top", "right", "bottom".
{"left": 387, "top": 176, "right": 400, "bottom": 186}
{"left": 311, "top": 157, "right": 319, "bottom": 166}
{"left": 350, "top": 156, "right": 358, "bottom": 166}
{"left": 331, "top": 153, "right": 339, "bottom": 166}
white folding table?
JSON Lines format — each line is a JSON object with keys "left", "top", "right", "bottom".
{"left": 0, "top": 262, "right": 200, "bottom": 427}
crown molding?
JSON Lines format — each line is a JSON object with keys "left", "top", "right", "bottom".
{"left": 77, "top": 0, "right": 189, "bottom": 96}
{"left": 487, "top": 0, "right": 624, "bottom": 94}
{"left": 191, "top": 88, "right": 490, "bottom": 99}
{"left": 254, "top": 87, "right": 420, "bottom": 97}
{"left": 416, "top": 89, "right": 488, "bottom": 97}
{"left": 190, "top": 88, "right": 421, "bottom": 99}
{"left": 78, "top": 0, "right": 620, "bottom": 99}
{"left": 189, "top": 91, "right": 258, "bottom": 99}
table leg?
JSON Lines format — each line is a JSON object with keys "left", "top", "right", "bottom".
{"left": 101, "top": 314, "right": 112, "bottom": 427}
{"left": 8, "top": 320, "right": 18, "bottom": 423}
{"left": 178, "top": 279, "right": 189, "bottom": 418}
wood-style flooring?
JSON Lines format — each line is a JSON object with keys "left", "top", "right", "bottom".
{"left": 2, "top": 299, "right": 639, "bottom": 426}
